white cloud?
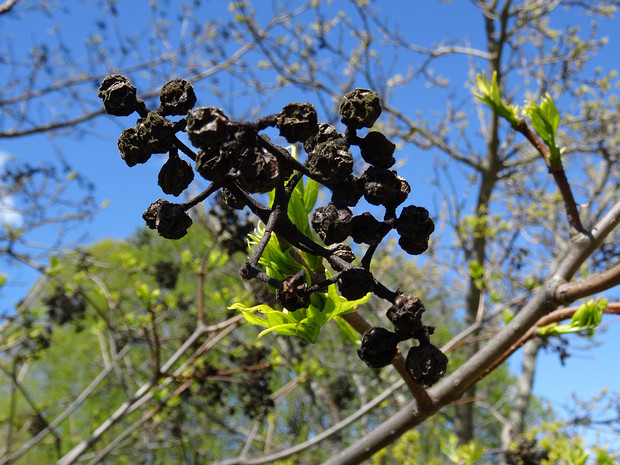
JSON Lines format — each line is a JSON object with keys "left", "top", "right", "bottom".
{"left": 0, "top": 151, "right": 23, "bottom": 227}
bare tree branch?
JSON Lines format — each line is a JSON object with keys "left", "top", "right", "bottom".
{"left": 0, "top": 0, "right": 18, "bottom": 15}
{"left": 54, "top": 321, "right": 239, "bottom": 465}
{"left": 210, "top": 379, "right": 407, "bottom": 465}
{"left": 556, "top": 262, "right": 620, "bottom": 304}
{"left": 321, "top": 199, "right": 620, "bottom": 465}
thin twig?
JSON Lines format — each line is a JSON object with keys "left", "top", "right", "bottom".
{"left": 210, "top": 378, "right": 407, "bottom": 465}
{"left": 0, "top": 0, "right": 19, "bottom": 15}
{"left": 478, "top": 302, "right": 620, "bottom": 380}
{"left": 515, "top": 119, "right": 584, "bottom": 234}
{"left": 555, "top": 262, "right": 620, "bottom": 304}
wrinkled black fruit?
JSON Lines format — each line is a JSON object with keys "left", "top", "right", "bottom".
{"left": 337, "top": 267, "right": 374, "bottom": 300}
{"left": 186, "top": 106, "right": 229, "bottom": 149}
{"left": 357, "top": 327, "right": 400, "bottom": 368}
{"left": 159, "top": 78, "right": 197, "bottom": 115}
{"left": 330, "top": 176, "right": 364, "bottom": 208}
{"left": 158, "top": 155, "right": 194, "bottom": 196}
{"left": 303, "top": 123, "right": 342, "bottom": 153}
{"left": 350, "top": 212, "right": 389, "bottom": 245}
{"left": 195, "top": 148, "right": 231, "bottom": 182}
{"left": 359, "top": 131, "right": 396, "bottom": 168}
{"left": 98, "top": 74, "right": 138, "bottom": 116}
{"left": 339, "top": 88, "right": 382, "bottom": 129}
{"left": 306, "top": 140, "right": 353, "bottom": 184}
{"left": 277, "top": 102, "right": 319, "bottom": 143}
{"left": 136, "top": 111, "right": 175, "bottom": 154}
{"left": 386, "top": 293, "right": 425, "bottom": 339}
{"left": 117, "top": 127, "right": 150, "bottom": 167}
{"left": 361, "top": 167, "right": 410, "bottom": 207}
{"left": 238, "top": 149, "right": 280, "bottom": 193}
{"left": 311, "top": 203, "right": 353, "bottom": 245}
{"left": 277, "top": 271, "right": 310, "bottom": 311}
{"left": 326, "top": 243, "right": 356, "bottom": 271}
{"left": 405, "top": 342, "right": 448, "bottom": 388}
{"left": 143, "top": 199, "right": 192, "bottom": 240}
{"left": 396, "top": 205, "right": 435, "bottom": 255}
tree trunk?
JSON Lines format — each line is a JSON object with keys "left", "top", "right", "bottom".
{"left": 499, "top": 338, "right": 543, "bottom": 463}
{"left": 454, "top": 0, "right": 510, "bottom": 444}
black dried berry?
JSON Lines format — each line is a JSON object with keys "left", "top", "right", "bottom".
{"left": 98, "top": 75, "right": 138, "bottom": 117}
{"left": 327, "top": 243, "right": 356, "bottom": 271}
{"left": 136, "top": 111, "right": 175, "bottom": 154}
{"left": 311, "top": 203, "right": 353, "bottom": 245}
{"left": 195, "top": 148, "right": 231, "bottom": 182}
{"left": 231, "top": 126, "right": 258, "bottom": 146}
{"left": 339, "top": 88, "right": 382, "bottom": 129}
{"left": 350, "top": 212, "right": 389, "bottom": 245}
{"left": 238, "top": 149, "right": 280, "bottom": 193}
{"left": 217, "top": 138, "right": 246, "bottom": 168}
{"left": 330, "top": 176, "right": 364, "bottom": 208}
{"left": 117, "top": 127, "right": 150, "bottom": 167}
{"left": 357, "top": 327, "right": 400, "bottom": 368}
{"left": 186, "top": 107, "right": 229, "bottom": 149}
{"left": 158, "top": 155, "right": 194, "bottom": 196}
{"left": 220, "top": 187, "right": 246, "bottom": 209}
{"left": 303, "top": 123, "right": 342, "bottom": 154}
{"left": 277, "top": 102, "right": 319, "bottom": 143}
{"left": 142, "top": 199, "right": 164, "bottom": 229}
{"left": 386, "top": 293, "right": 425, "bottom": 339}
{"left": 143, "top": 199, "right": 192, "bottom": 240}
{"left": 306, "top": 140, "right": 353, "bottom": 184}
{"left": 359, "top": 131, "right": 396, "bottom": 168}
{"left": 396, "top": 206, "right": 435, "bottom": 255}
{"left": 405, "top": 341, "right": 448, "bottom": 388}
{"left": 159, "top": 78, "right": 197, "bottom": 115}
{"left": 277, "top": 271, "right": 310, "bottom": 311}
{"left": 337, "top": 267, "right": 374, "bottom": 300}
{"left": 361, "top": 167, "right": 410, "bottom": 207}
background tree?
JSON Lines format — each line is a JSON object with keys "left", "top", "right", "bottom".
{"left": 1, "top": 1, "right": 619, "bottom": 464}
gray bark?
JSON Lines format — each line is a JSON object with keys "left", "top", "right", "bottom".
{"left": 321, "top": 201, "right": 620, "bottom": 465}
{"left": 454, "top": 0, "right": 510, "bottom": 444}
{"left": 499, "top": 338, "right": 543, "bottom": 464}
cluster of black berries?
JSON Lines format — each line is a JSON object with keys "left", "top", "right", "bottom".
{"left": 99, "top": 76, "right": 447, "bottom": 388}
{"left": 357, "top": 294, "right": 448, "bottom": 388}
{"left": 306, "top": 88, "right": 434, "bottom": 257}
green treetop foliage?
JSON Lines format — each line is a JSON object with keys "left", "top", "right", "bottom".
{"left": 0, "top": 208, "right": 452, "bottom": 464}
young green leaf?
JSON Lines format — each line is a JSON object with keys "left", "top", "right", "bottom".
{"left": 230, "top": 276, "right": 370, "bottom": 344}
{"left": 303, "top": 176, "right": 319, "bottom": 214}
{"left": 523, "top": 94, "right": 562, "bottom": 167}
{"left": 473, "top": 71, "right": 519, "bottom": 127}
{"left": 334, "top": 315, "right": 361, "bottom": 345}
{"left": 538, "top": 297, "right": 607, "bottom": 337}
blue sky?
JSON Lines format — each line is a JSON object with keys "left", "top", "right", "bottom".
{"left": 1, "top": 0, "right": 619, "bottom": 450}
